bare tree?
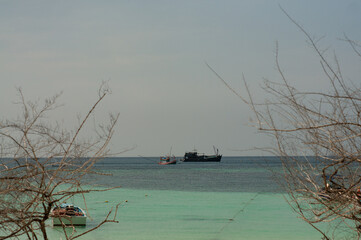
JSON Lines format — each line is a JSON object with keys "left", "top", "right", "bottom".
{"left": 208, "top": 9, "right": 361, "bottom": 240}
{"left": 0, "top": 84, "right": 120, "bottom": 239}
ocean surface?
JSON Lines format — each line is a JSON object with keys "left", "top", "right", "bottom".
{"left": 47, "top": 156, "right": 321, "bottom": 239}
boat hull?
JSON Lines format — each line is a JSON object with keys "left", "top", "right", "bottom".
{"left": 183, "top": 154, "right": 222, "bottom": 162}
{"left": 158, "top": 160, "right": 177, "bottom": 165}
{"left": 52, "top": 216, "right": 86, "bottom": 226}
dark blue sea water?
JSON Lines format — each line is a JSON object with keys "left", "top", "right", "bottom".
{"left": 87, "top": 156, "right": 284, "bottom": 193}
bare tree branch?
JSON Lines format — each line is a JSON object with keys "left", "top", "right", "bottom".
{"left": 0, "top": 86, "right": 121, "bottom": 240}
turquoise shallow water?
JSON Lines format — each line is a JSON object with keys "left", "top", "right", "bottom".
{"left": 46, "top": 157, "right": 321, "bottom": 239}
{"left": 48, "top": 189, "right": 320, "bottom": 239}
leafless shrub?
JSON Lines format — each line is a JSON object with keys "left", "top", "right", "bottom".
{"left": 208, "top": 8, "right": 361, "bottom": 240}
{"left": 0, "top": 84, "right": 120, "bottom": 239}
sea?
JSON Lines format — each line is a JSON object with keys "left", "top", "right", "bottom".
{"left": 47, "top": 156, "right": 321, "bottom": 240}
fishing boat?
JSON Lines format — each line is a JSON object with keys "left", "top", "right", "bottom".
{"left": 182, "top": 147, "right": 222, "bottom": 162}
{"left": 51, "top": 203, "right": 86, "bottom": 226}
{"left": 159, "top": 147, "right": 177, "bottom": 165}
{"left": 158, "top": 156, "right": 177, "bottom": 165}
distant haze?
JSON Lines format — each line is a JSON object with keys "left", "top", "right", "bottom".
{"left": 1, "top": 0, "right": 360, "bottom": 156}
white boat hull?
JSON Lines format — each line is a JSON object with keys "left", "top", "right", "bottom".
{"left": 52, "top": 215, "right": 86, "bottom": 226}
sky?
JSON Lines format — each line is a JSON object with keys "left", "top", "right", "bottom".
{"left": 1, "top": 0, "right": 361, "bottom": 157}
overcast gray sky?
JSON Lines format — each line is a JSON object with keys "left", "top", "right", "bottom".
{"left": 1, "top": 0, "right": 360, "bottom": 156}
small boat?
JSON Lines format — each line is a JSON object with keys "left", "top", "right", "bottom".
{"left": 159, "top": 147, "right": 177, "bottom": 165}
{"left": 182, "top": 147, "right": 222, "bottom": 162}
{"left": 158, "top": 156, "right": 177, "bottom": 165}
{"left": 51, "top": 203, "right": 86, "bottom": 226}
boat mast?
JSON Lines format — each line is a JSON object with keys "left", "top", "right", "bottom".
{"left": 169, "top": 146, "right": 172, "bottom": 157}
